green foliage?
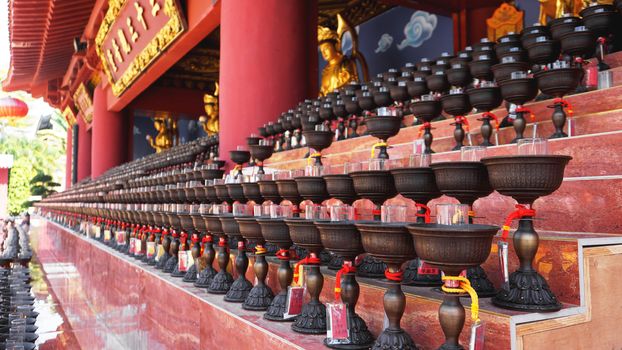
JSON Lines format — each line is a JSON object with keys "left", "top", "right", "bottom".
{"left": 29, "top": 171, "right": 59, "bottom": 198}
{"left": 0, "top": 136, "right": 65, "bottom": 215}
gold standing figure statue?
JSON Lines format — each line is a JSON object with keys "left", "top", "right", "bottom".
{"left": 199, "top": 82, "right": 219, "bottom": 136}
{"left": 538, "top": 0, "right": 613, "bottom": 24}
{"left": 318, "top": 14, "right": 369, "bottom": 96}
{"left": 146, "top": 112, "right": 178, "bottom": 153}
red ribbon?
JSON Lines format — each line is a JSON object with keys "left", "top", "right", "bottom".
{"left": 191, "top": 234, "right": 200, "bottom": 243}
{"left": 218, "top": 237, "right": 227, "bottom": 247}
{"left": 275, "top": 249, "right": 290, "bottom": 261}
{"left": 171, "top": 230, "right": 179, "bottom": 238}
{"left": 515, "top": 106, "right": 535, "bottom": 121}
{"left": 501, "top": 204, "right": 536, "bottom": 242}
{"left": 180, "top": 232, "right": 188, "bottom": 243}
{"left": 415, "top": 203, "right": 431, "bottom": 223}
{"left": 202, "top": 235, "right": 212, "bottom": 243}
{"left": 334, "top": 261, "right": 356, "bottom": 300}
{"left": 416, "top": 122, "right": 432, "bottom": 138}
{"left": 293, "top": 253, "right": 321, "bottom": 285}
{"left": 454, "top": 116, "right": 470, "bottom": 132}
{"left": 385, "top": 269, "right": 404, "bottom": 282}
{"left": 552, "top": 98, "right": 573, "bottom": 117}
{"left": 482, "top": 112, "right": 500, "bottom": 130}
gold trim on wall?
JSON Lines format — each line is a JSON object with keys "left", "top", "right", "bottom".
{"left": 95, "top": 0, "right": 187, "bottom": 97}
{"left": 73, "top": 83, "right": 94, "bottom": 125}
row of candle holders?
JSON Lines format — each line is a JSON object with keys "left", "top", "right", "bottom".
{"left": 0, "top": 221, "right": 38, "bottom": 350}
{"left": 252, "top": 2, "right": 619, "bottom": 161}
{"left": 37, "top": 135, "right": 571, "bottom": 349}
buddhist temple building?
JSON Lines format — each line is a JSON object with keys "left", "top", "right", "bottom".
{"left": 2, "top": 0, "right": 622, "bottom": 348}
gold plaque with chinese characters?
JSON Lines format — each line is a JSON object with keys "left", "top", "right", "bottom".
{"left": 73, "top": 83, "right": 94, "bottom": 125}
{"left": 95, "top": 0, "right": 187, "bottom": 96}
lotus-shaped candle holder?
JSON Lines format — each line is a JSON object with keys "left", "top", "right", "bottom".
{"left": 431, "top": 161, "right": 496, "bottom": 296}
{"left": 256, "top": 218, "right": 295, "bottom": 322}
{"left": 237, "top": 216, "right": 274, "bottom": 311}
{"left": 303, "top": 130, "right": 334, "bottom": 166}
{"left": 482, "top": 155, "right": 571, "bottom": 312}
{"left": 391, "top": 166, "right": 443, "bottom": 286}
{"left": 408, "top": 223, "right": 499, "bottom": 350}
{"left": 285, "top": 218, "right": 328, "bottom": 334}
{"left": 249, "top": 144, "right": 274, "bottom": 174}
{"left": 204, "top": 214, "right": 233, "bottom": 295}
{"left": 534, "top": 67, "right": 583, "bottom": 138}
{"left": 498, "top": 77, "right": 538, "bottom": 143}
{"left": 467, "top": 86, "right": 502, "bottom": 146}
{"left": 220, "top": 214, "right": 252, "bottom": 303}
{"left": 356, "top": 222, "right": 417, "bottom": 349}
{"left": 441, "top": 93, "right": 472, "bottom": 151}
{"left": 410, "top": 98, "right": 442, "bottom": 153}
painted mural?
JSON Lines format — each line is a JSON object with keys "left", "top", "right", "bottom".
{"left": 320, "top": 7, "right": 454, "bottom": 80}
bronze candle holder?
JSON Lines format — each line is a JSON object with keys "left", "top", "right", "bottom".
{"left": 482, "top": 155, "right": 571, "bottom": 311}
{"left": 391, "top": 166, "right": 443, "bottom": 286}
{"left": 206, "top": 214, "right": 233, "bottom": 294}
{"left": 237, "top": 216, "right": 274, "bottom": 311}
{"left": 466, "top": 86, "right": 502, "bottom": 147}
{"left": 316, "top": 220, "right": 374, "bottom": 349}
{"left": 162, "top": 213, "right": 181, "bottom": 273}
{"left": 194, "top": 213, "right": 217, "bottom": 288}
{"left": 430, "top": 161, "right": 497, "bottom": 297}
{"left": 408, "top": 223, "right": 499, "bottom": 350}
{"left": 498, "top": 77, "right": 538, "bottom": 143}
{"left": 182, "top": 230, "right": 201, "bottom": 283}
{"left": 220, "top": 214, "right": 252, "bottom": 302}
{"left": 534, "top": 67, "right": 583, "bottom": 138}
{"left": 303, "top": 130, "right": 334, "bottom": 166}
{"left": 349, "top": 169, "right": 398, "bottom": 278}
{"left": 171, "top": 213, "right": 194, "bottom": 277}
{"left": 285, "top": 218, "right": 327, "bottom": 334}
{"left": 364, "top": 115, "right": 402, "bottom": 159}
{"left": 257, "top": 217, "right": 295, "bottom": 322}
{"left": 441, "top": 92, "right": 472, "bottom": 151}
{"left": 356, "top": 222, "right": 417, "bottom": 349}
{"left": 249, "top": 144, "right": 274, "bottom": 175}
{"left": 410, "top": 97, "right": 442, "bottom": 153}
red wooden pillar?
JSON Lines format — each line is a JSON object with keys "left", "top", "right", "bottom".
{"left": 91, "top": 84, "right": 127, "bottom": 178}
{"left": 76, "top": 115, "right": 92, "bottom": 181}
{"left": 219, "top": 0, "right": 318, "bottom": 166}
{"left": 65, "top": 127, "right": 72, "bottom": 188}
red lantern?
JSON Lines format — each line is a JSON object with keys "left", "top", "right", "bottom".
{"left": 0, "top": 96, "right": 28, "bottom": 119}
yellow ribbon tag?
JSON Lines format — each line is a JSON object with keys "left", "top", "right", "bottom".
{"left": 371, "top": 142, "right": 388, "bottom": 158}
{"left": 441, "top": 275, "right": 480, "bottom": 322}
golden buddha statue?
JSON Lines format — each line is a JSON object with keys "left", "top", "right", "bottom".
{"left": 199, "top": 82, "right": 219, "bottom": 136}
{"left": 146, "top": 112, "right": 178, "bottom": 153}
{"left": 538, "top": 0, "right": 613, "bottom": 24}
{"left": 318, "top": 14, "right": 368, "bottom": 96}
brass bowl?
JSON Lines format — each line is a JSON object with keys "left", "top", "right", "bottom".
{"left": 285, "top": 218, "right": 324, "bottom": 254}
{"left": 276, "top": 179, "right": 302, "bottom": 203}
{"left": 294, "top": 176, "right": 329, "bottom": 203}
{"left": 350, "top": 170, "right": 397, "bottom": 206}
{"left": 303, "top": 130, "right": 334, "bottom": 153}
{"left": 481, "top": 155, "right": 571, "bottom": 204}
{"left": 258, "top": 180, "right": 282, "bottom": 203}
{"left": 407, "top": 223, "right": 499, "bottom": 276}
{"left": 219, "top": 214, "right": 242, "bottom": 240}
{"left": 204, "top": 214, "right": 224, "bottom": 236}
{"left": 356, "top": 222, "right": 416, "bottom": 265}
{"left": 241, "top": 183, "right": 263, "bottom": 203}
{"left": 226, "top": 183, "right": 247, "bottom": 203}
{"left": 391, "top": 167, "right": 441, "bottom": 203}
{"left": 430, "top": 161, "right": 493, "bottom": 205}
{"left": 256, "top": 218, "right": 292, "bottom": 249}
{"left": 214, "top": 184, "right": 233, "bottom": 203}
{"left": 236, "top": 217, "right": 264, "bottom": 246}
{"left": 364, "top": 115, "right": 402, "bottom": 141}
{"left": 316, "top": 221, "right": 363, "bottom": 262}
{"left": 323, "top": 174, "right": 357, "bottom": 204}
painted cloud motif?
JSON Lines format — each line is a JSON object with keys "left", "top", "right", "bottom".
{"left": 397, "top": 11, "right": 437, "bottom": 50}
{"left": 375, "top": 33, "right": 394, "bottom": 53}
